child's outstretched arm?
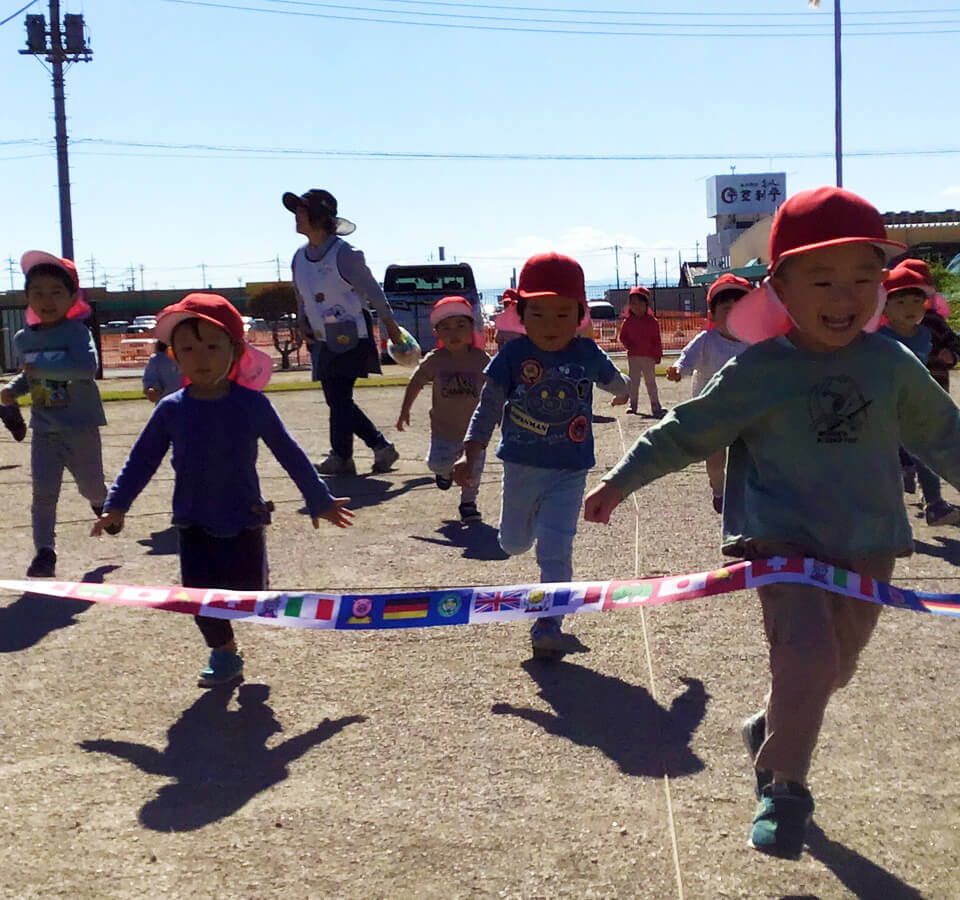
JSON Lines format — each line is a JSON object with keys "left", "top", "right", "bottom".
{"left": 583, "top": 481, "right": 624, "bottom": 524}
{"left": 667, "top": 331, "right": 705, "bottom": 382}
{"left": 454, "top": 376, "right": 504, "bottom": 487}
{"left": 313, "top": 497, "right": 354, "bottom": 529}
{"left": 597, "top": 369, "right": 630, "bottom": 406}
{"left": 396, "top": 357, "right": 431, "bottom": 431}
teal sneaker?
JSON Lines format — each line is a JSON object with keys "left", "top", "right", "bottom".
{"left": 197, "top": 649, "right": 244, "bottom": 688}
{"left": 530, "top": 616, "right": 563, "bottom": 660}
{"left": 749, "top": 781, "right": 814, "bottom": 860}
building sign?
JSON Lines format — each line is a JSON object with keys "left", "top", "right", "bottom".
{"left": 706, "top": 173, "right": 786, "bottom": 218}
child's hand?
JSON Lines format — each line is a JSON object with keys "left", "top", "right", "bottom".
{"left": 666, "top": 365, "right": 681, "bottom": 382}
{"left": 610, "top": 394, "right": 628, "bottom": 407}
{"left": 314, "top": 497, "right": 354, "bottom": 529}
{"left": 91, "top": 509, "right": 125, "bottom": 537}
{"left": 0, "top": 388, "right": 15, "bottom": 406}
{"left": 937, "top": 348, "right": 957, "bottom": 366}
{"left": 583, "top": 482, "right": 625, "bottom": 524}
{"left": 396, "top": 409, "right": 411, "bottom": 431}
{"left": 145, "top": 387, "right": 161, "bottom": 405}
{"left": 453, "top": 442, "right": 483, "bottom": 488}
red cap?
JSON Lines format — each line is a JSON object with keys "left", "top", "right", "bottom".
{"left": 884, "top": 258, "right": 935, "bottom": 297}
{"left": 154, "top": 293, "right": 245, "bottom": 345}
{"left": 21, "top": 250, "right": 80, "bottom": 290}
{"left": 768, "top": 186, "right": 905, "bottom": 273}
{"left": 512, "top": 252, "right": 586, "bottom": 304}
{"left": 707, "top": 273, "right": 752, "bottom": 304}
{"left": 429, "top": 295, "right": 474, "bottom": 328}
{"left": 629, "top": 286, "right": 651, "bottom": 299}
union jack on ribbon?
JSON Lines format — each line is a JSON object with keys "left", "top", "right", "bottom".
{"left": 473, "top": 589, "right": 526, "bottom": 614}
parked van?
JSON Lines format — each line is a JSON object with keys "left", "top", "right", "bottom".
{"left": 382, "top": 263, "right": 482, "bottom": 356}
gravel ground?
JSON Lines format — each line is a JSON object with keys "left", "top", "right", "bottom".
{"left": 0, "top": 375, "right": 958, "bottom": 899}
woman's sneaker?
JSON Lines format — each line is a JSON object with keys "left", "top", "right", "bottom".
{"left": 530, "top": 616, "right": 564, "bottom": 660}
{"left": 0, "top": 404, "right": 26, "bottom": 442}
{"left": 315, "top": 453, "right": 356, "bottom": 476}
{"left": 925, "top": 498, "right": 960, "bottom": 526}
{"left": 197, "top": 649, "right": 244, "bottom": 688}
{"left": 902, "top": 465, "right": 917, "bottom": 494}
{"left": 749, "top": 781, "right": 814, "bottom": 860}
{"left": 26, "top": 548, "right": 57, "bottom": 578}
{"left": 372, "top": 442, "right": 399, "bottom": 473}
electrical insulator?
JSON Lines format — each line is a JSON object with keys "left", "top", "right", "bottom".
{"left": 25, "top": 14, "right": 46, "bottom": 52}
{"left": 64, "top": 14, "right": 86, "bottom": 53}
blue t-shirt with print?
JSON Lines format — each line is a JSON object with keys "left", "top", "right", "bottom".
{"left": 484, "top": 335, "right": 619, "bottom": 470}
{"left": 877, "top": 324, "right": 932, "bottom": 363}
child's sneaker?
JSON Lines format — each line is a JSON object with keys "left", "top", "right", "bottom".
{"left": 530, "top": 616, "right": 563, "bottom": 660}
{"left": 458, "top": 501, "right": 481, "bottom": 522}
{"left": 925, "top": 498, "right": 960, "bottom": 526}
{"left": 0, "top": 404, "right": 26, "bottom": 442}
{"left": 652, "top": 405, "right": 668, "bottom": 418}
{"left": 26, "top": 547, "right": 56, "bottom": 578}
{"left": 435, "top": 473, "right": 453, "bottom": 491}
{"left": 749, "top": 781, "right": 814, "bottom": 860}
{"left": 902, "top": 465, "right": 917, "bottom": 494}
{"left": 315, "top": 453, "right": 356, "bottom": 476}
{"left": 91, "top": 504, "right": 123, "bottom": 535}
{"left": 712, "top": 494, "right": 723, "bottom": 514}
{"left": 741, "top": 710, "right": 771, "bottom": 797}
{"left": 372, "top": 441, "right": 399, "bottom": 473}
{"left": 197, "top": 649, "right": 244, "bottom": 688}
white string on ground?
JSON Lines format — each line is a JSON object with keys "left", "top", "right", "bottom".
{"left": 615, "top": 416, "right": 685, "bottom": 900}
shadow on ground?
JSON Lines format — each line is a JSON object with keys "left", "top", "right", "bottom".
{"left": 79, "top": 683, "right": 366, "bottom": 831}
{"left": 0, "top": 564, "right": 119, "bottom": 653}
{"left": 805, "top": 821, "right": 927, "bottom": 900}
{"left": 296, "top": 475, "right": 434, "bottom": 513}
{"left": 410, "top": 519, "right": 509, "bottom": 561}
{"left": 136, "top": 526, "right": 179, "bottom": 556}
{"left": 492, "top": 660, "right": 707, "bottom": 777}
{"left": 913, "top": 536, "right": 960, "bottom": 567}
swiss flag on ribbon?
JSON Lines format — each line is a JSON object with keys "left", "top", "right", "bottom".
{"left": 202, "top": 590, "right": 259, "bottom": 613}
{"left": 746, "top": 556, "right": 807, "bottom": 586}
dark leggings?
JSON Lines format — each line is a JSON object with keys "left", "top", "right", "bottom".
{"left": 179, "top": 525, "right": 268, "bottom": 649}
{"left": 320, "top": 375, "right": 385, "bottom": 459}
{"left": 899, "top": 447, "right": 942, "bottom": 504}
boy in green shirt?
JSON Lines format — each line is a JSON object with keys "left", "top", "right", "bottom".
{"left": 584, "top": 186, "right": 960, "bottom": 859}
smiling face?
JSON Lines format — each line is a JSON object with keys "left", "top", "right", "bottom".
{"left": 521, "top": 294, "right": 581, "bottom": 352}
{"left": 25, "top": 273, "right": 76, "bottom": 326}
{"left": 434, "top": 314, "right": 474, "bottom": 352}
{"left": 771, "top": 243, "right": 887, "bottom": 352}
{"left": 883, "top": 288, "right": 927, "bottom": 335}
{"left": 170, "top": 318, "right": 241, "bottom": 393}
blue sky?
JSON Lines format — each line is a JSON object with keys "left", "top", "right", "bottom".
{"left": 2, "top": 0, "right": 959, "bottom": 296}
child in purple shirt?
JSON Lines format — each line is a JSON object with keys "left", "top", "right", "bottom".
{"left": 93, "top": 293, "right": 352, "bottom": 687}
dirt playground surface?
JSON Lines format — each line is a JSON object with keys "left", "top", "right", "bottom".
{"left": 1, "top": 375, "right": 959, "bottom": 899}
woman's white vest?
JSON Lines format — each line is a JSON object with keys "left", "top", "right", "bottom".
{"left": 293, "top": 239, "right": 368, "bottom": 343}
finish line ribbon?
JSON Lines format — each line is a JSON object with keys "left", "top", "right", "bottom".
{"left": 2, "top": 557, "right": 959, "bottom": 631}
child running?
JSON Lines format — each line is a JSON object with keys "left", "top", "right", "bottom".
{"left": 666, "top": 273, "right": 751, "bottom": 512}
{"left": 616, "top": 285, "right": 665, "bottom": 417}
{"left": 92, "top": 293, "right": 352, "bottom": 687}
{"left": 2, "top": 251, "right": 111, "bottom": 577}
{"left": 142, "top": 341, "right": 182, "bottom": 404}
{"left": 584, "top": 187, "right": 960, "bottom": 859}
{"left": 878, "top": 260, "right": 960, "bottom": 525}
{"left": 396, "top": 296, "right": 489, "bottom": 522}
{"left": 454, "top": 252, "right": 629, "bottom": 658}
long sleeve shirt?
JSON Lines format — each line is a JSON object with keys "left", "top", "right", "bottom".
{"left": 618, "top": 311, "right": 662, "bottom": 360}
{"left": 674, "top": 329, "right": 749, "bottom": 396}
{"left": 466, "top": 336, "right": 630, "bottom": 470}
{"left": 604, "top": 333, "right": 960, "bottom": 560}
{"left": 105, "top": 383, "right": 334, "bottom": 537}
{"left": 4, "top": 319, "right": 105, "bottom": 431}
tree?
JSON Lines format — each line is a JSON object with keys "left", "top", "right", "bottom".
{"left": 247, "top": 283, "right": 303, "bottom": 370}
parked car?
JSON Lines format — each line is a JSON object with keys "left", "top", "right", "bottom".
{"left": 100, "top": 320, "right": 130, "bottom": 334}
{"left": 587, "top": 301, "right": 617, "bottom": 320}
{"left": 381, "top": 263, "right": 483, "bottom": 359}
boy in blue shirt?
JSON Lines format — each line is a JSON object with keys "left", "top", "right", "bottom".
{"left": 93, "top": 293, "right": 353, "bottom": 687}
{"left": 455, "top": 253, "right": 629, "bottom": 658}
{"left": 2, "top": 251, "right": 110, "bottom": 577}
{"left": 585, "top": 187, "right": 960, "bottom": 859}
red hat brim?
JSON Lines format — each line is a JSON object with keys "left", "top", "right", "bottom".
{"left": 771, "top": 236, "right": 905, "bottom": 273}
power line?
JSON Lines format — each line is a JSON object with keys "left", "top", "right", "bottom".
{"left": 0, "top": 0, "right": 39, "bottom": 28}
{"left": 160, "top": 0, "right": 960, "bottom": 36}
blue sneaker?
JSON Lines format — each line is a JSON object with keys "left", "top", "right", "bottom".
{"left": 530, "top": 616, "right": 563, "bottom": 659}
{"left": 749, "top": 781, "right": 814, "bottom": 860}
{"left": 197, "top": 649, "right": 244, "bottom": 688}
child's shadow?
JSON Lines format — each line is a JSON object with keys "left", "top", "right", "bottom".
{"left": 137, "top": 526, "right": 179, "bottom": 556}
{"left": 410, "top": 520, "right": 509, "bottom": 561}
{"left": 492, "top": 660, "right": 707, "bottom": 777}
{"left": 79, "top": 683, "right": 366, "bottom": 831}
{"left": 912, "top": 536, "right": 960, "bottom": 566}
{"left": 0, "top": 564, "right": 119, "bottom": 653}
{"left": 805, "top": 821, "right": 927, "bottom": 899}
{"left": 298, "top": 475, "right": 433, "bottom": 513}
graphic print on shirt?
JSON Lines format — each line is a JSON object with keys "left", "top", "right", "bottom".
{"left": 438, "top": 371, "right": 481, "bottom": 401}
{"left": 808, "top": 375, "right": 871, "bottom": 444}
{"left": 322, "top": 302, "right": 359, "bottom": 351}
{"left": 24, "top": 350, "right": 71, "bottom": 408}
{"left": 508, "top": 362, "right": 591, "bottom": 444}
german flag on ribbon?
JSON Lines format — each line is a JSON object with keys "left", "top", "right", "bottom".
{"left": 382, "top": 596, "right": 431, "bottom": 622}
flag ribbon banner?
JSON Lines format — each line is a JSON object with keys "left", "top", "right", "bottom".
{"left": 1, "top": 557, "right": 959, "bottom": 631}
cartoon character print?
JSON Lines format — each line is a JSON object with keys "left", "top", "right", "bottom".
{"left": 808, "top": 375, "right": 871, "bottom": 444}
{"left": 525, "top": 377, "right": 579, "bottom": 424}
{"left": 508, "top": 361, "right": 591, "bottom": 445}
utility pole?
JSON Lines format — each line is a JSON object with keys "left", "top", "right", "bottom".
{"left": 695, "top": 241, "right": 700, "bottom": 262}
{"left": 833, "top": 0, "right": 843, "bottom": 186}
{"left": 633, "top": 252, "right": 639, "bottom": 287}
{"left": 200, "top": 262, "right": 207, "bottom": 288}
{"left": 139, "top": 264, "right": 144, "bottom": 292}
{"left": 87, "top": 254, "right": 95, "bottom": 285}
{"left": 6, "top": 258, "right": 15, "bottom": 291}
{"left": 20, "top": 3, "right": 92, "bottom": 261}
{"left": 129, "top": 264, "right": 135, "bottom": 292}
{"left": 653, "top": 258, "right": 657, "bottom": 287}
{"left": 275, "top": 255, "right": 282, "bottom": 280}
{"left": 664, "top": 257, "right": 669, "bottom": 288}
{"left": 613, "top": 244, "right": 621, "bottom": 290}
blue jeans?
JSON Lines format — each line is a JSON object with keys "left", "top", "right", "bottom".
{"left": 899, "top": 446, "right": 942, "bottom": 504}
{"left": 498, "top": 461, "right": 587, "bottom": 584}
